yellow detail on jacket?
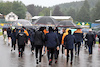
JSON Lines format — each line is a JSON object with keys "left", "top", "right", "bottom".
{"left": 61, "top": 28, "right": 69, "bottom": 44}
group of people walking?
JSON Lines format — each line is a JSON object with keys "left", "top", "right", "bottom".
{"left": 2, "top": 26, "right": 100, "bottom": 66}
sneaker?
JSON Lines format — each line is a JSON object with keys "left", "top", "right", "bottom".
{"left": 55, "top": 60, "right": 57, "bottom": 63}
{"left": 18, "top": 54, "right": 20, "bottom": 57}
{"left": 32, "top": 51, "right": 34, "bottom": 54}
{"left": 70, "top": 61, "right": 73, "bottom": 65}
{"left": 8, "top": 43, "right": 10, "bottom": 46}
{"left": 36, "top": 58, "right": 39, "bottom": 64}
{"left": 49, "top": 59, "right": 52, "bottom": 65}
{"left": 36, "top": 60, "right": 38, "bottom": 64}
{"left": 75, "top": 52, "right": 77, "bottom": 56}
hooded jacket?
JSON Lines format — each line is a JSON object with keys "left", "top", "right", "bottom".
{"left": 73, "top": 29, "right": 83, "bottom": 43}
{"left": 61, "top": 28, "right": 69, "bottom": 44}
{"left": 34, "top": 30, "right": 45, "bottom": 46}
{"left": 46, "top": 31, "right": 59, "bottom": 48}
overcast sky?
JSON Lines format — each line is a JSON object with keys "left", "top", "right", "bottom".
{"left": 3, "top": 0, "right": 84, "bottom": 7}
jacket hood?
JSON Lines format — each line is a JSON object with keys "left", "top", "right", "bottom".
{"left": 74, "top": 29, "right": 82, "bottom": 33}
{"left": 65, "top": 28, "right": 69, "bottom": 33}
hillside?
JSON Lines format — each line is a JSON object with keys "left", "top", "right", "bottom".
{"left": 52, "top": 0, "right": 98, "bottom": 10}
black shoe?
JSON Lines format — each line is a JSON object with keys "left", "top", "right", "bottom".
{"left": 36, "top": 59, "right": 38, "bottom": 64}
{"left": 55, "top": 60, "right": 57, "bottom": 64}
{"left": 70, "top": 61, "right": 73, "bottom": 65}
{"left": 18, "top": 54, "right": 20, "bottom": 57}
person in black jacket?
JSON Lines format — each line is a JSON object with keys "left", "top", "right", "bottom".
{"left": 86, "top": 29, "right": 95, "bottom": 56}
{"left": 16, "top": 29, "right": 27, "bottom": 57}
{"left": 34, "top": 27, "right": 45, "bottom": 64}
{"left": 73, "top": 29, "right": 83, "bottom": 56}
{"left": 54, "top": 27, "right": 61, "bottom": 63}
{"left": 64, "top": 30, "right": 75, "bottom": 64}
{"left": 45, "top": 27, "right": 59, "bottom": 65}
{"left": 29, "top": 28, "right": 35, "bottom": 54}
{"left": 10, "top": 29, "right": 16, "bottom": 52}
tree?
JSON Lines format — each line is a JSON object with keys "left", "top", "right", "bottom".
{"left": 76, "top": 0, "right": 90, "bottom": 22}
{"left": 52, "top": 6, "right": 64, "bottom": 16}
{"left": 94, "top": 0, "right": 100, "bottom": 20}
{"left": 0, "top": 1, "right": 27, "bottom": 19}
{"left": 39, "top": 7, "right": 50, "bottom": 16}
{"left": 27, "top": 4, "right": 36, "bottom": 17}
{"left": 67, "top": 8, "right": 76, "bottom": 20}
{"left": 12, "top": 1, "right": 27, "bottom": 19}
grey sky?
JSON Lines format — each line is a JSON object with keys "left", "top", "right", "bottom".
{"left": 3, "top": 0, "right": 84, "bottom": 7}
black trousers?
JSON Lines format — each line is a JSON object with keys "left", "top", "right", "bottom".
{"left": 12, "top": 41, "right": 16, "bottom": 50}
{"left": 75, "top": 42, "right": 81, "bottom": 55}
{"left": 55, "top": 49, "right": 59, "bottom": 60}
{"left": 31, "top": 41, "right": 34, "bottom": 51}
{"left": 18, "top": 45, "right": 24, "bottom": 54}
{"left": 62, "top": 45, "right": 65, "bottom": 54}
{"left": 67, "top": 49, "right": 73, "bottom": 62}
{"left": 47, "top": 47, "right": 55, "bottom": 61}
{"left": 35, "top": 45, "right": 43, "bottom": 62}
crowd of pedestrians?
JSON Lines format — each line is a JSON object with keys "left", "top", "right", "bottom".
{"left": 2, "top": 26, "right": 100, "bottom": 66}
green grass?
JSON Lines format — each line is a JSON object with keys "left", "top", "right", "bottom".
{"left": 0, "top": 32, "right": 2, "bottom": 36}
{"left": 96, "top": 41, "right": 99, "bottom": 44}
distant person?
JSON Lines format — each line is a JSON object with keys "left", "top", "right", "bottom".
{"left": 54, "top": 27, "right": 61, "bottom": 63}
{"left": 29, "top": 28, "right": 35, "bottom": 54}
{"left": 7, "top": 27, "right": 12, "bottom": 45}
{"left": 42, "top": 27, "right": 48, "bottom": 56}
{"left": 64, "top": 30, "right": 75, "bottom": 64}
{"left": 3, "top": 29, "right": 7, "bottom": 42}
{"left": 73, "top": 28, "right": 83, "bottom": 56}
{"left": 61, "top": 28, "right": 69, "bottom": 56}
{"left": 98, "top": 32, "right": 100, "bottom": 49}
{"left": 61, "top": 28, "right": 66, "bottom": 54}
{"left": 10, "top": 29, "right": 16, "bottom": 52}
{"left": 86, "top": 29, "right": 95, "bottom": 56}
{"left": 34, "top": 27, "right": 45, "bottom": 64}
{"left": 16, "top": 29, "right": 27, "bottom": 57}
{"left": 45, "top": 27, "right": 59, "bottom": 65}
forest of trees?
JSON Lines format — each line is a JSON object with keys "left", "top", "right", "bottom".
{"left": 0, "top": 0, "right": 100, "bottom": 22}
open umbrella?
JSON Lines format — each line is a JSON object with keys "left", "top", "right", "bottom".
{"left": 33, "top": 16, "right": 58, "bottom": 26}
{"left": 57, "top": 20, "right": 76, "bottom": 27}
{"left": 12, "top": 19, "right": 32, "bottom": 26}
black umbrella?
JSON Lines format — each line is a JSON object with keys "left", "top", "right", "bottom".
{"left": 33, "top": 16, "right": 58, "bottom": 26}
{"left": 57, "top": 20, "right": 76, "bottom": 27}
{"left": 12, "top": 19, "right": 32, "bottom": 26}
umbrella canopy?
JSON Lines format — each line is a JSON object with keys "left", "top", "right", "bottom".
{"left": 82, "top": 28, "right": 89, "bottom": 33}
{"left": 57, "top": 20, "right": 76, "bottom": 27}
{"left": 12, "top": 19, "right": 32, "bottom": 26}
{"left": 33, "top": 16, "right": 58, "bottom": 26}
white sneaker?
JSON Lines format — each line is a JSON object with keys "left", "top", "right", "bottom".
{"left": 13, "top": 50, "right": 15, "bottom": 53}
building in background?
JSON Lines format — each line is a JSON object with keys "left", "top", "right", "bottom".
{"left": 5, "top": 12, "right": 18, "bottom": 22}
{"left": 25, "top": 12, "right": 32, "bottom": 22}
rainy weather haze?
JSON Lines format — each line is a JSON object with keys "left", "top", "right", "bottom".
{"left": 0, "top": 0, "right": 100, "bottom": 67}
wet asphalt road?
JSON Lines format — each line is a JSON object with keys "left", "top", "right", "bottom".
{"left": 0, "top": 36, "right": 100, "bottom": 67}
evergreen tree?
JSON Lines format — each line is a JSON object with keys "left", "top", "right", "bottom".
{"left": 67, "top": 8, "right": 76, "bottom": 20}
{"left": 94, "top": 0, "right": 100, "bottom": 20}
{"left": 76, "top": 0, "right": 90, "bottom": 22}
{"left": 27, "top": 4, "right": 36, "bottom": 17}
{"left": 52, "top": 6, "right": 64, "bottom": 16}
